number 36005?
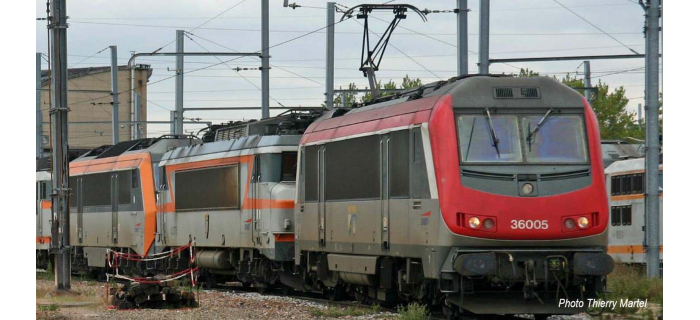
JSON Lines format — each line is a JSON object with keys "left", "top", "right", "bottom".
{"left": 510, "top": 220, "right": 549, "bottom": 230}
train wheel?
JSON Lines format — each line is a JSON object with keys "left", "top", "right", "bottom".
{"left": 442, "top": 304, "right": 462, "bottom": 320}
{"left": 256, "top": 283, "right": 271, "bottom": 294}
{"left": 281, "top": 285, "right": 293, "bottom": 296}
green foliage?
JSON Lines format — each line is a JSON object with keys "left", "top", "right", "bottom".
{"left": 517, "top": 68, "right": 653, "bottom": 140}
{"left": 604, "top": 264, "right": 663, "bottom": 316}
{"left": 37, "top": 304, "right": 59, "bottom": 311}
{"left": 333, "top": 75, "right": 423, "bottom": 107}
{"left": 397, "top": 303, "right": 429, "bottom": 320}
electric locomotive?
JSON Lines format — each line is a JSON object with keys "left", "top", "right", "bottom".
{"left": 157, "top": 109, "right": 324, "bottom": 290}
{"left": 292, "top": 75, "right": 613, "bottom": 317}
{"left": 67, "top": 136, "right": 196, "bottom": 276}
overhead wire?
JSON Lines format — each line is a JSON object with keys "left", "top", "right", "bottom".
{"left": 552, "top": 0, "right": 640, "bottom": 54}
{"left": 350, "top": 18, "right": 442, "bottom": 80}
{"left": 66, "top": 14, "right": 345, "bottom": 107}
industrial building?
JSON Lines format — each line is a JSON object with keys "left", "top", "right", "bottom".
{"left": 39, "top": 65, "right": 152, "bottom": 150}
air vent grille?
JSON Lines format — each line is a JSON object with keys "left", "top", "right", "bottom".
{"left": 494, "top": 87, "right": 514, "bottom": 98}
{"left": 520, "top": 87, "right": 540, "bottom": 98}
{"left": 493, "top": 87, "right": 541, "bottom": 99}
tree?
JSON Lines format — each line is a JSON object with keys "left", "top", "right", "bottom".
{"left": 517, "top": 68, "right": 643, "bottom": 140}
{"left": 332, "top": 75, "right": 422, "bottom": 107}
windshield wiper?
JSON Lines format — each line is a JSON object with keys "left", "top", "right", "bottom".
{"left": 484, "top": 108, "right": 500, "bottom": 158}
{"left": 527, "top": 108, "right": 553, "bottom": 148}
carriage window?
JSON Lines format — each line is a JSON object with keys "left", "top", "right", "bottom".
{"left": 611, "top": 176, "right": 621, "bottom": 196}
{"left": 282, "top": 152, "right": 297, "bottom": 181}
{"left": 390, "top": 130, "right": 410, "bottom": 198}
{"left": 325, "top": 135, "right": 381, "bottom": 201}
{"left": 175, "top": 165, "right": 239, "bottom": 212}
{"left": 611, "top": 206, "right": 621, "bottom": 226}
{"left": 304, "top": 145, "right": 319, "bottom": 202}
{"left": 82, "top": 172, "right": 112, "bottom": 206}
{"left": 611, "top": 173, "right": 645, "bottom": 196}
{"left": 131, "top": 169, "right": 139, "bottom": 189}
{"left": 621, "top": 205, "right": 632, "bottom": 226}
{"left": 69, "top": 177, "right": 78, "bottom": 207}
{"left": 118, "top": 171, "right": 131, "bottom": 205}
{"left": 611, "top": 205, "right": 632, "bottom": 226}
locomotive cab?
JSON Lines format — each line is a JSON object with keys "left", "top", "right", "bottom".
{"left": 429, "top": 76, "right": 613, "bottom": 315}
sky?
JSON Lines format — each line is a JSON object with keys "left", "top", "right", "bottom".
{"left": 35, "top": 0, "right": 660, "bottom": 138}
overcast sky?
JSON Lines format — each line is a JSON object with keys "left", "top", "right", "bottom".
{"left": 36, "top": 0, "right": 659, "bottom": 137}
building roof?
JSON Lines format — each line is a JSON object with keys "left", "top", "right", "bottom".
{"left": 40, "top": 64, "right": 152, "bottom": 86}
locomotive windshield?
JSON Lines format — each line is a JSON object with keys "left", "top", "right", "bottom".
{"left": 457, "top": 115, "right": 522, "bottom": 162}
{"left": 523, "top": 115, "right": 588, "bottom": 163}
{"left": 457, "top": 113, "right": 588, "bottom": 164}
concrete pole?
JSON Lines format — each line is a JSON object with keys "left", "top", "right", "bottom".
{"left": 135, "top": 93, "right": 142, "bottom": 139}
{"left": 110, "top": 46, "right": 119, "bottom": 144}
{"left": 457, "top": 0, "right": 469, "bottom": 76}
{"left": 645, "top": 0, "right": 661, "bottom": 278}
{"left": 638, "top": 103, "right": 643, "bottom": 128}
{"left": 37, "top": 53, "right": 43, "bottom": 158}
{"left": 49, "top": 0, "right": 71, "bottom": 291}
{"left": 583, "top": 61, "right": 592, "bottom": 103}
{"left": 478, "top": 0, "right": 490, "bottom": 75}
{"left": 175, "top": 30, "right": 184, "bottom": 134}
{"left": 261, "top": 0, "right": 270, "bottom": 119}
{"left": 170, "top": 111, "right": 176, "bottom": 134}
{"left": 325, "top": 2, "right": 336, "bottom": 110}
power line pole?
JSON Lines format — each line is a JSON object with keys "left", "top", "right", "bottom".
{"left": 49, "top": 0, "right": 71, "bottom": 292}
{"left": 261, "top": 0, "right": 270, "bottom": 119}
{"left": 644, "top": 0, "right": 661, "bottom": 279}
{"left": 170, "top": 111, "right": 177, "bottom": 134}
{"left": 110, "top": 46, "right": 119, "bottom": 144}
{"left": 175, "top": 30, "right": 185, "bottom": 134}
{"left": 37, "top": 53, "right": 43, "bottom": 158}
{"left": 135, "top": 93, "right": 142, "bottom": 139}
{"left": 457, "top": 0, "right": 469, "bottom": 76}
{"left": 478, "top": 0, "right": 490, "bottom": 75}
{"left": 583, "top": 60, "right": 592, "bottom": 103}
{"left": 325, "top": 2, "right": 336, "bottom": 110}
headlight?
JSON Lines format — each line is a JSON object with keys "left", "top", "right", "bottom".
{"left": 468, "top": 217, "right": 481, "bottom": 229}
{"left": 483, "top": 218, "right": 494, "bottom": 230}
{"left": 578, "top": 217, "right": 589, "bottom": 229}
{"left": 564, "top": 218, "right": 576, "bottom": 230}
{"left": 522, "top": 183, "right": 534, "bottom": 195}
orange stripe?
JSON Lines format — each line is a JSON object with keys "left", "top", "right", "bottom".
{"left": 274, "top": 233, "right": 295, "bottom": 242}
{"left": 36, "top": 236, "right": 51, "bottom": 244}
{"left": 242, "top": 198, "right": 295, "bottom": 210}
{"left": 611, "top": 192, "right": 663, "bottom": 201}
{"left": 41, "top": 200, "right": 51, "bottom": 209}
{"left": 140, "top": 153, "right": 157, "bottom": 257}
{"left": 608, "top": 245, "right": 663, "bottom": 254}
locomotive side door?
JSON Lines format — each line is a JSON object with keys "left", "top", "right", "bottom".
{"left": 77, "top": 177, "right": 84, "bottom": 243}
{"left": 318, "top": 146, "right": 327, "bottom": 247}
{"left": 111, "top": 173, "right": 119, "bottom": 244}
{"left": 252, "top": 156, "right": 262, "bottom": 245}
{"left": 36, "top": 181, "right": 42, "bottom": 236}
{"left": 380, "top": 134, "right": 390, "bottom": 250}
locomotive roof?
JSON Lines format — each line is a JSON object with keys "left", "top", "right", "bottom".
{"left": 355, "top": 75, "right": 584, "bottom": 111}
{"left": 72, "top": 136, "right": 196, "bottom": 163}
{"left": 160, "top": 134, "right": 301, "bottom": 166}
{"left": 301, "top": 75, "right": 585, "bottom": 144}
